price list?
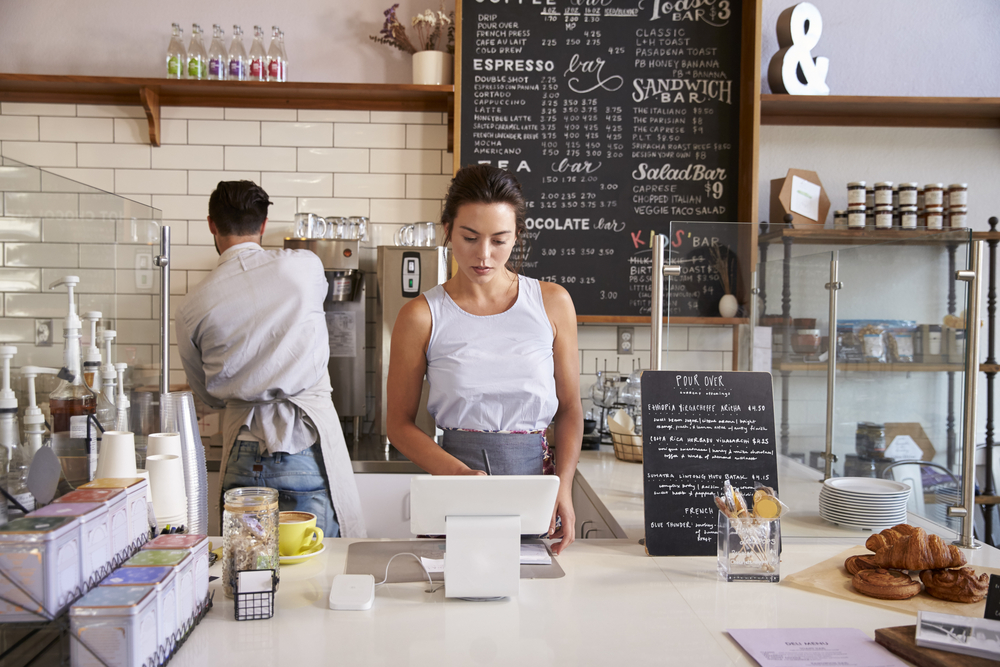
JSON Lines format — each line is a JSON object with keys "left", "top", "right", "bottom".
{"left": 460, "top": 0, "right": 743, "bottom": 317}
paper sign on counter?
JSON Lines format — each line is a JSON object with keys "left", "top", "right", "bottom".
{"left": 728, "top": 628, "right": 906, "bottom": 667}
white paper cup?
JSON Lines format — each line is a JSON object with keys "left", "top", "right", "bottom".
{"left": 146, "top": 454, "right": 187, "bottom": 520}
{"left": 97, "top": 431, "right": 137, "bottom": 479}
{"left": 147, "top": 432, "right": 183, "bottom": 458}
{"left": 136, "top": 469, "right": 153, "bottom": 503}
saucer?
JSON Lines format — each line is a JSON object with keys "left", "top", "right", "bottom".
{"left": 279, "top": 542, "right": 326, "bottom": 565}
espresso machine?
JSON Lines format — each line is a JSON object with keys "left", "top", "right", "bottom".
{"left": 284, "top": 238, "right": 365, "bottom": 443}
{"left": 375, "top": 246, "right": 450, "bottom": 444}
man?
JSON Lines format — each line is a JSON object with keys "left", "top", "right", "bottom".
{"left": 176, "top": 180, "right": 365, "bottom": 537}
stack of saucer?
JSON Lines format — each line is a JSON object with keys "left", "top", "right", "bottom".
{"left": 819, "top": 477, "right": 911, "bottom": 530}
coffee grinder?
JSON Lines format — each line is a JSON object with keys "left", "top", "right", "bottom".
{"left": 284, "top": 238, "right": 365, "bottom": 444}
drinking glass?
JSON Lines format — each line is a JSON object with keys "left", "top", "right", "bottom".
{"left": 348, "top": 216, "right": 368, "bottom": 241}
{"left": 294, "top": 212, "right": 327, "bottom": 239}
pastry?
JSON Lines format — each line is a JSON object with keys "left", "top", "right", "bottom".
{"left": 873, "top": 531, "right": 967, "bottom": 571}
{"left": 920, "top": 567, "right": 989, "bottom": 603}
{"left": 845, "top": 554, "right": 880, "bottom": 576}
{"left": 852, "top": 569, "right": 922, "bottom": 600}
{"left": 864, "top": 524, "right": 921, "bottom": 553}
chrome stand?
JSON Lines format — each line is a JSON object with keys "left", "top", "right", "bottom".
{"left": 154, "top": 226, "right": 171, "bottom": 399}
{"left": 650, "top": 234, "right": 680, "bottom": 371}
{"left": 821, "top": 251, "right": 842, "bottom": 481}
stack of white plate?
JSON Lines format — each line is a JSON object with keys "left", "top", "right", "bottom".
{"left": 819, "top": 477, "right": 911, "bottom": 530}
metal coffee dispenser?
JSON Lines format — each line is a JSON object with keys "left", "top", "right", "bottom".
{"left": 284, "top": 238, "right": 365, "bottom": 440}
{"left": 375, "top": 246, "right": 449, "bottom": 444}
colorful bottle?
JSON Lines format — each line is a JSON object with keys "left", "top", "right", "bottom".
{"left": 249, "top": 25, "right": 268, "bottom": 81}
{"left": 279, "top": 30, "right": 288, "bottom": 82}
{"left": 166, "top": 23, "right": 186, "bottom": 79}
{"left": 229, "top": 25, "right": 247, "bottom": 81}
{"left": 267, "top": 26, "right": 284, "bottom": 82}
{"left": 208, "top": 24, "right": 227, "bottom": 80}
{"left": 187, "top": 23, "right": 208, "bottom": 80}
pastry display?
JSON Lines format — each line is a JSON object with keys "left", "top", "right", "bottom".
{"left": 920, "top": 567, "right": 989, "bottom": 604}
{"left": 844, "top": 554, "right": 880, "bottom": 576}
{"left": 872, "top": 531, "right": 967, "bottom": 571}
{"left": 852, "top": 568, "right": 922, "bottom": 600}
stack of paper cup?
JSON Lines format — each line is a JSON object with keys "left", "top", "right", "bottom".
{"left": 147, "top": 432, "right": 182, "bottom": 458}
{"left": 96, "top": 431, "right": 138, "bottom": 479}
{"left": 146, "top": 454, "right": 188, "bottom": 528}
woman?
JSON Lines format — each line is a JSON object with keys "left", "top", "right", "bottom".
{"left": 387, "top": 164, "right": 583, "bottom": 555}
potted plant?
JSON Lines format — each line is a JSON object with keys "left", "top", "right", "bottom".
{"left": 371, "top": 3, "right": 454, "bottom": 85}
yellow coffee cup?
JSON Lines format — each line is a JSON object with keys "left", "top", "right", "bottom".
{"left": 278, "top": 511, "right": 324, "bottom": 556}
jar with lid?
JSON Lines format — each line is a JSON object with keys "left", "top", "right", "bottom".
{"left": 855, "top": 422, "right": 886, "bottom": 458}
{"left": 874, "top": 205, "right": 893, "bottom": 229}
{"left": 865, "top": 186, "right": 875, "bottom": 209}
{"left": 900, "top": 205, "right": 917, "bottom": 230}
{"left": 223, "top": 486, "right": 279, "bottom": 598}
{"left": 874, "top": 182, "right": 893, "bottom": 206}
{"left": 948, "top": 183, "right": 968, "bottom": 207}
{"left": 924, "top": 183, "right": 944, "bottom": 206}
{"left": 847, "top": 204, "right": 866, "bottom": 229}
{"left": 791, "top": 329, "right": 821, "bottom": 356}
{"left": 898, "top": 183, "right": 918, "bottom": 206}
{"left": 949, "top": 205, "right": 968, "bottom": 228}
{"left": 926, "top": 205, "right": 944, "bottom": 230}
{"left": 833, "top": 210, "right": 847, "bottom": 229}
{"left": 891, "top": 185, "right": 899, "bottom": 209}
{"left": 846, "top": 181, "right": 866, "bottom": 206}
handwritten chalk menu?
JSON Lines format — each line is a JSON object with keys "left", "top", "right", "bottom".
{"left": 641, "top": 371, "right": 777, "bottom": 556}
{"left": 459, "top": 0, "right": 743, "bottom": 317}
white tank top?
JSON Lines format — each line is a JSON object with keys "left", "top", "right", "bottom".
{"left": 424, "top": 275, "right": 559, "bottom": 431}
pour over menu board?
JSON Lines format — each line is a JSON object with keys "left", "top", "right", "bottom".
{"left": 458, "top": 0, "right": 743, "bottom": 318}
{"left": 640, "top": 371, "right": 777, "bottom": 556}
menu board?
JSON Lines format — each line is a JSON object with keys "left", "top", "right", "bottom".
{"left": 458, "top": 0, "right": 743, "bottom": 318}
{"left": 640, "top": 371, "right": 777, "bottom": 556}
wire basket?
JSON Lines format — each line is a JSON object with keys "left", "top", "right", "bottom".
{"left": 610, "top": 431, "right": 643, "bottom": 463}
{"left": 234, "top": 569, "right": 276, "bottom": 621}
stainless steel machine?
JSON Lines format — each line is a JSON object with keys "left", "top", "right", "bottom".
{"left": 375, "top": 246, "right": 449, "bottom": 443}
{"left": 284, "top": 238, "right": 366, "bottom": 442}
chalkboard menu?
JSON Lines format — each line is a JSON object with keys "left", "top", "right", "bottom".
{"left": 458, "top": 0, "right": 744, "bottom": 318}
{"left": 640, "top": 371, "right": 777, "bottom": 556}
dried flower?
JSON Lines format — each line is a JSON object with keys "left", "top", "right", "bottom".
{"left": 371, "top": 2, "right": 451, "bottom": 54}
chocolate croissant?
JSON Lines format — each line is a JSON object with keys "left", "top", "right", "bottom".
{"left": 872, "top": 531, "right": 967, "bottom": 571}
{"left": 864, "top": 524, "right": 921, "bottom": 553}
{"left": 852, "top": 568, "right": 921, "bottom": 600}
{"left": 920, "top": 567, "right": 989, "bottom": 603}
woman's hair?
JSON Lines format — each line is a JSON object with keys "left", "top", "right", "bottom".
{"left": 440, "top": 164, "right": 527, "bottom": 272}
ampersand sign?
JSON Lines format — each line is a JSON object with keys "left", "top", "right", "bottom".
{"left": 767, "top": 2, "right": 830, "bottom": 95}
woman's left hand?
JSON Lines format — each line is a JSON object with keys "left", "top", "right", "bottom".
{"left": 548, "top": 487, "right": 575, "bottom": 555}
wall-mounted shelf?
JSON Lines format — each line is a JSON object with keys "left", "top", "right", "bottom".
{"left": 760, "top": 94, "right": 1000, "bottom": 129}
{"left": 759, "top": 227, "right": 971, "bottom": 246}
{"left": 0, "top": 73, "right": 455, "bottom": 148}
{"left": 775, "top": 361, "right": 965, "bottom": 373}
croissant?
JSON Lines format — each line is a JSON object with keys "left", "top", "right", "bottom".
{"left": 844, "top": 554, "right": 880, "bottom": 576}
{"left": 864, "top": 524, "right": 921, "bottom": 553}
{"left": 852, "top": 568, "right": 921, "bottom": 600}
{"left": 920, "top": 567, "right": 989, "bottom": 603}
{"left": 872, "top": 531, "right": 967, "bottom": 571}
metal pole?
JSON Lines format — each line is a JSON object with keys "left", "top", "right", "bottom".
{"left": 748, "top": 270, "right": 758, "bottom": 370}
{"left": 823, "top": 251, "right": 842, "bottom": 481}
{"left": 950, "top": 239, "right": 984, "bottom": 550}
{"left": 154, "top": 226, "right": 171, "bottom": 398}
{"left": 650, "top": 234, "right": 680, "bottom": 371}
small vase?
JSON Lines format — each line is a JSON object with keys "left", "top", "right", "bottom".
{"left": 412, "top": 51, "right": 453, "bottom": 85}
{"left": 719, "top": 294, "right": 738, "bottom": 318}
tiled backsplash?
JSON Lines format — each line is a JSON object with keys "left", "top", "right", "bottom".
{"left": 0, "top": 101, "right": 732, "bottom": 425}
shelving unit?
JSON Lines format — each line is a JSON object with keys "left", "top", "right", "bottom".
{"left": 760, "top": 94, "right": 1000, "bottom": 128}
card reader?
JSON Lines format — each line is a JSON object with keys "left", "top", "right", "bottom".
{"left": 328, "top": 574, "right": 375, "bottom": 611}
{"left": 402, "top": 251, "right": 420, "bottom": 298}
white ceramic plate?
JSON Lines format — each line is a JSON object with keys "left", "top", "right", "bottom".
{"left": 818, "top": 495, "right": 908, "bottom": 512}
{"left": 818, "top": 507, "right": 907, "bottom": 523}
{"left": 819, "top": 513, "right": 903, "bottom": 530}
{"left": 279, "top": 542, "right": 326, "bottom": 565}
{"left": 819, "top": 494, "right": 908, "bottom": 508}
{"left": 824, "top": 477, "right": 912, "bottom": 496}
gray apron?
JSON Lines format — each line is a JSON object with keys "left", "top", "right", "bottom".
{"left": 441, "top": 430, "right": 545, "bottom": 475}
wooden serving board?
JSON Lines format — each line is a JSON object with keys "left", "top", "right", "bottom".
{"left": 875, "top": 625, "right": 998, "bottom": 667}
{"left": 783, "top": 546, "right": 999, "bottom": 618}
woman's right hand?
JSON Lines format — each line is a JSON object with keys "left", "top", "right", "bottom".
{"left": 455, "top": 466, "right": 488, "bottom": 476}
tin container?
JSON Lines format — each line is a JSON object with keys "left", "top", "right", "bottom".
{"left": 80, "top": 478, "right": 150, "bottom": 546}
{"left": 0, "top": 516, "right": 83, "bottom": 621}
{"left": 101, "top": 566, "right": 178, "bottom": 645}
{"left": 55, "top": 487, "right": 131, "bottom": 553}
{"left": 29, "top": 502, "right": 111, "bottom": 585}
{"left": 70, "top": 584, "right": 158, "bottom": 667}
{"left": 143, "top": 534, "right": 210, "bottom": 614}
{"left": 123, "top": 549, "right": 195, "bottom": 625}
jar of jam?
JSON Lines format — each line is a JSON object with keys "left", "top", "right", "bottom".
{"left": 833, "top": 209, "right": 847, "bottom": 229}
{"left": 791, "top": 329, "right": 821, "bottom": 355}
{"left": 948, "top": 183, "right": 968, "bottom": 207}
{"left": 926, "top": 205, "right": 944, "bottom": 230}
{"left": 847, "top": 204, "right": 866, "bottom": 229}
{"left": 865, "top": 186, "right": 875, "bottom": 210}
{"left": 900, "top": 205, "right": 917, "bottom": 230}
{"left": 874, "top": 204, "right": 893, "bottom": 229}
{"left": 874, "top": 182, "right": 893, "bottom": 206}
{"left": 924, "top": 183, "right": 944, "bottom": 206}
{"left": 949, "top": 205, "right": 968, "bottom": 228}
{"left": 847, "top": 181, "right": 866, "bottom": 206}
{"left": 898, "top": 183, "right": 918, "bottom": 206}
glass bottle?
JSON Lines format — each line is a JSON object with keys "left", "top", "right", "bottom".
{"left": 166, "top": 23, "right": 186, "bottom": 79}
{"left": 187, "top": 23, "right": 208, "bottom": 80}
{"left": 278, "top": 30, "right": 288, "bottom": 82}
{"left": 223, "top": 487, "right": 279, "bottom": 598}
{"left": 8, "top": 463, "right": 34, "bottom": 517}
{"left": 208, "top": 24, "right": 227, "bottom": 81}
{"left": 248, "top": 25, "right": 268, "bottom": 82}
{"left": 0, "top": 445, "right": 6, "bottom": 526}
{"left": 228, "top": 25, "right": 247, "bottom": 81}
{"left": 267, "top": 26, "right": 283, "bottom": 82}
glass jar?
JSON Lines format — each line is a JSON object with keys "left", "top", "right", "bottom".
{"left": 924, "top": 183, "right": 944, "bottom": 206}
{"left": 223, "top": 487, "right": 279, "bottom": 598}
{"left": 847, "top": 204, "right": 865, "bottom": 229}
{"left": 832, "top": 210, "right": 847, "bottom": 229}
{"left": 900, "top": 205, "right": 917, "bottom": 230}
{"left": 874, "top": 205, "right": 893, "bottom": 229}
{"left": 926, "top": 205, "right": 944, "bottom": 230}
{"left": 898, "top": 183, "right": 918, "bottom": 206}
{"left": 855, "top": 422, "right": 886, "bottom": 458}
{"left": 874, "top": 182, "right": 893, "bottom": 206}
{"left": 865, "top": 186, "right": 875, "bottom": 209}
{"left": 948, "top": 183, "right": 968, "bottom": 207}
{"left": 846, "top": 181, "right": 866, "bottom": 205}
{"left": 949, "top": 205, "right": 968, "bottom": 228}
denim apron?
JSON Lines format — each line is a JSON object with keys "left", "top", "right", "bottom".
{"left": 441, "top": 429, "right": 547, "bottom": 475}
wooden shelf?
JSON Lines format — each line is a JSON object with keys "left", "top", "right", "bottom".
{"left": 775, "top": 360, "right": 965, "bottom": 373}
{"left": 759, "top": 227, "right": 971, "bottom": 246}
{"left": 0, "top": 73, "right": 455, "bottom": 147}
{"left": 578, "top": 316, "right": 747, "bottom": 325}
{"left": 760, "top": 94, "right": 1000, "bottom": 128}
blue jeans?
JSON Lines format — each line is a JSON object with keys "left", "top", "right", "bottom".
{"left": 222, "top": 441, "right": 340, "bottom": 537}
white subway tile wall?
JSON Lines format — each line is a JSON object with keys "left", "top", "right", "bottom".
{"left": 0, "top": 103, "right": 731, "bottom": 423}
